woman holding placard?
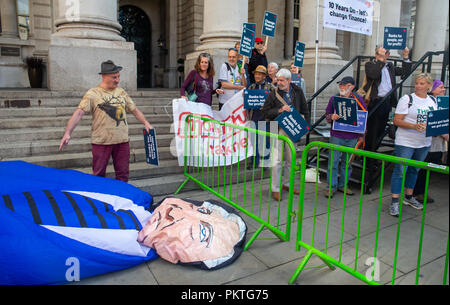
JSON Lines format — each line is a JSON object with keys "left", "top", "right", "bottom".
{"left": 413, "top": 79, "right": 449, "bottom": 204}
{"left": 389, "top": 73, "right": 437, "bottom": 217}
{"left": 180, "top": 53, "right": 224, "bottom": 106}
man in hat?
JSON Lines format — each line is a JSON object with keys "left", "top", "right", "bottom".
{"left": 248, "top": 37, "right": 268, "bottom": 85}
{"left": 246, "top": 65, "right": 275, "bottom": 169}
{"left": 262, "top": 68, "right": 309, "bottom": 201}
{"left": 59, "top": 60, "right": 153, "bottom": 182}
{"left": 324, "top": 76, "right": 367, "bottom": 198}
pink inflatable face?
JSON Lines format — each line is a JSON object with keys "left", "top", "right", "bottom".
{"left": 137, "top": 198, "right": 240, "bottom": 264}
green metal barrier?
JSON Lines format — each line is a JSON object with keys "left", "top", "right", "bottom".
{"left": 289, "top": 141, "right": 449, "bottom": 285}
{"left": 174, "top": 114, "right": 298, "bottom": 250}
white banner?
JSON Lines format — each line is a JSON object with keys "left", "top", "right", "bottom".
{"left": 172, "top": 91, "right": 253, "bottom": 167}
{"left": 323, "top": 0, "right": 373, "bottom": 35}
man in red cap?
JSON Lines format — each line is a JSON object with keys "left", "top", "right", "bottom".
{"left": 248, "top": 37, "right": 268, "bottom": 85}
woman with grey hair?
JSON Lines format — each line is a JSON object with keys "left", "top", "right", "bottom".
{"left": 266, "top": 62, "right": 279, "bottom": 85}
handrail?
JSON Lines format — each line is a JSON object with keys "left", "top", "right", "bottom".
{"left": 305, "top": 50, "right": 448, "bottom": 145}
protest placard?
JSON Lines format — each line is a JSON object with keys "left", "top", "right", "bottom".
{"left": 275, "top": 108, "right": 310, "bottom": 143}
{"left": 437, "top": 96, "right": 449, "bottom": 110}
{"left": 426, "top": 109, "right": 449, "bottom": 137}
{"left": 262, "top": 11, "right": 277, "bottom": 37}
{"left": 332, "top": 110, "right": 367, "bottom": 134}
{"left": 383, "top": 27, "right": 407, "bottom": 50}
{"left": 243, "top": 89, "right": 269, "bottom": 109}
{"left": 333, "top": 96, "right": 358, "bottom": 126}
{"left": 144, "top": 128, "right": 159, "bottom": 166}
{"left": 294, "top": 41, "right": 305, "bottom": 68}
{"left": 239, "top": 27, "right": 255, "bottom": 58}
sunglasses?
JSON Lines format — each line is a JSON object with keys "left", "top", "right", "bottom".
{"left": 256, "top": 41, "right": 263, "bottom": 44}
{"left": 200, "top": 53, "right": 211, "bottom": 58}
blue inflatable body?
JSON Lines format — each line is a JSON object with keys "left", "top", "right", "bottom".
{"left": 0, "top": 161, "right": 158, "bottom": 284}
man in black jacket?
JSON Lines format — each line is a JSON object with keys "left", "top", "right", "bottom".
{"left": 262, "top": 68, "right": 310, "bottom": 201}
{"left": 248, "top": 37, "right": 268, "bottom": 85}
{"left": 363, "top": 46, "right": 411, "bottom": 192}
{"left": 364, "top": 46, "right": 411, "bottom": 153}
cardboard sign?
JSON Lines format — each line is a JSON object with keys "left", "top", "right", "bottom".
{"left": 333, "top": 96, "right": 358, "bottom": 126}
{"left": 262, "top": 11, "right": 277, "bottom": 37}
{"left": 332, "top": 110, "right": 367, "bottom": 134}
{"left": 275, "top": 108, "right": 310, "bottom": 142}
{"left": 144, "top": 128, "right": 159, "bottom": 166}
{"left": 426, "top": 109, "right": 449, "bottom": 137}
{"left": 383, "top": 27, "right": 407, "bottom": 50}
{"left": 243, "top": 89, "right": 269, "bottom": 109}
{"left": 437, "top": 96, "right": 449, "bottom": 110}
{"left": 294, "top": 41, "right": 305, "bottom": 68}
{"left": 239, "top": 27, "right": 255, "bottom": 57}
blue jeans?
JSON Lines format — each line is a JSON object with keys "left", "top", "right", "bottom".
{"left": 390, "top": 145, "right": 430, "bottom": 195}
{"left": 327, "top": 136, "right": 358, "bottom": 191}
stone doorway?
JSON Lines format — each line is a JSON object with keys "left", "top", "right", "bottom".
{"left": 119, "top": 5, "right": 152, "bottom": 88}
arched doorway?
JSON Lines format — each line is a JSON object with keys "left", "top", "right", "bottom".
{"left": 119, "top": 5, "right": 152, "bottom": 88}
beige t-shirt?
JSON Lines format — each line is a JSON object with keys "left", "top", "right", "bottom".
{"left": 78, "top": 86, "right": 137, "bottom": 145}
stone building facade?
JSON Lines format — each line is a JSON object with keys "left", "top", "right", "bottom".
{"left": 0, "top": 0, "right": 448, "bottom": 96}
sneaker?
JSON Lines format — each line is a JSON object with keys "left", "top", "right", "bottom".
{"left": 390, "top": 202, "right": 399, "bottom": 217}
{"left": 404, "top": 196, "right": 423, "bottom": 210}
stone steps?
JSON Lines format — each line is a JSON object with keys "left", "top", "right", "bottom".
{"left": 0, "top": 123, "right": 173, "bottom": 143}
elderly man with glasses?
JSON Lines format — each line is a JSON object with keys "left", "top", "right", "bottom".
{"left": 248, "top": 37, "right": 268, "bottom": 85}
{"left": 218, "top": 48, "right": 247, "bottom": 110}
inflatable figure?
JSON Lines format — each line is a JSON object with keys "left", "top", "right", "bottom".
{"left": 0, "top": 161, "right": 157, "bottom": 285}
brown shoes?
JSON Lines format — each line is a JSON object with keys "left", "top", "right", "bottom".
{"left": 271, "top": 191, "right": 281, "bottom": 201}
{"left": 282, "top": 185, "right": 300, "bottom": 195}
{"left": 338, "top": 187, "right": 354, "bottom": 196}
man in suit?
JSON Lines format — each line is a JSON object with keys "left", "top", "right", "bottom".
{"left": 364, "top": 46, "right": 411, "bottom": 152}
{"left": 363, "top": 46, "right": 411, "bottom": 191}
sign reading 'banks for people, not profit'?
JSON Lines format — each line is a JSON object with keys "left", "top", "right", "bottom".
{"left": 383, "top": 27, "right": 407, "bottom": 50}
{"left": 275, "top": 108, "right": 310, "bottom": 143}
{"left": 262, "top": 11, "right": 277, "bottom": 37}
{"left": 323, "top": 0, "right": 373, "bottom": 35}
{"left": 239, "top": 26, "right": 255, "bottom": 58}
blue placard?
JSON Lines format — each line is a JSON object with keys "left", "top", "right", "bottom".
{"left": 239, "top": 27, "right": 255, "bottom": 57}
{"left": 333, "top": 96, "right": 358, "bottom": 126}
{"left": 294, "top": 41, "right": 305, "bottom": 68}
{"left": 144, "top": 128, "right": 159, "bottom": 166}
{"left": 291, "top": 73, "right": 302, "bottom": 87}
{"left": 332, "top": 110, "right": 368, "bottom": 134}
{"left": 262, "top": 11, "right": 277, "bottom": 37}
{"left": 243, "top": 23, "right": 256, "bottom": 35}
{"left": 383, "top": 27, "right": 407, "bottom": 50}
{"left": 275, "top": 108, "right": 310, "bottom": 142}
{"left": 426, "top": 109, "right": 449, "bottom": 137}
{"left": 437, "top": 96, "right": 449, "bottom": 110}
{"left": 244, "top": 89, "right": 269, "bottom": 109}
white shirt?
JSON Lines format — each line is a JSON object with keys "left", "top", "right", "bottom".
{"left": 377, "top": 63, "right": 392, "bottom": 97}
{"left": 394, "top": 93, "right": 437, "bottom": 148}
{"left": 218, "top": 63, "right": 243, "bottom": 105}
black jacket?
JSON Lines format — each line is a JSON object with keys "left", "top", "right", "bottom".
{"left": 364, "top": 59, "right": 411, "bottom": 107}
{"left": 261, "top": 83, "right": 310, "bottom": 123}
{"left": 248, "top": 48, "right": 268, "bottom": 84}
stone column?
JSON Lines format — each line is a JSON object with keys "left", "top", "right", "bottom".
{"left": 0, "top": 0, "right": 18, "bottom": 38}
{"left": 284, "top": 0, "right": 294, "bottom": 59}
{"left": 185, "top": 0, "right": 248, "bottom": 85}
{"left": 413, "top": 0, "right": 449, "bottom": 78}
{"left": 48, "top": 0, "right": 136, "bottom": 91}
{"left": 299, "top": 1, "right": 350, "bottom": 121}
